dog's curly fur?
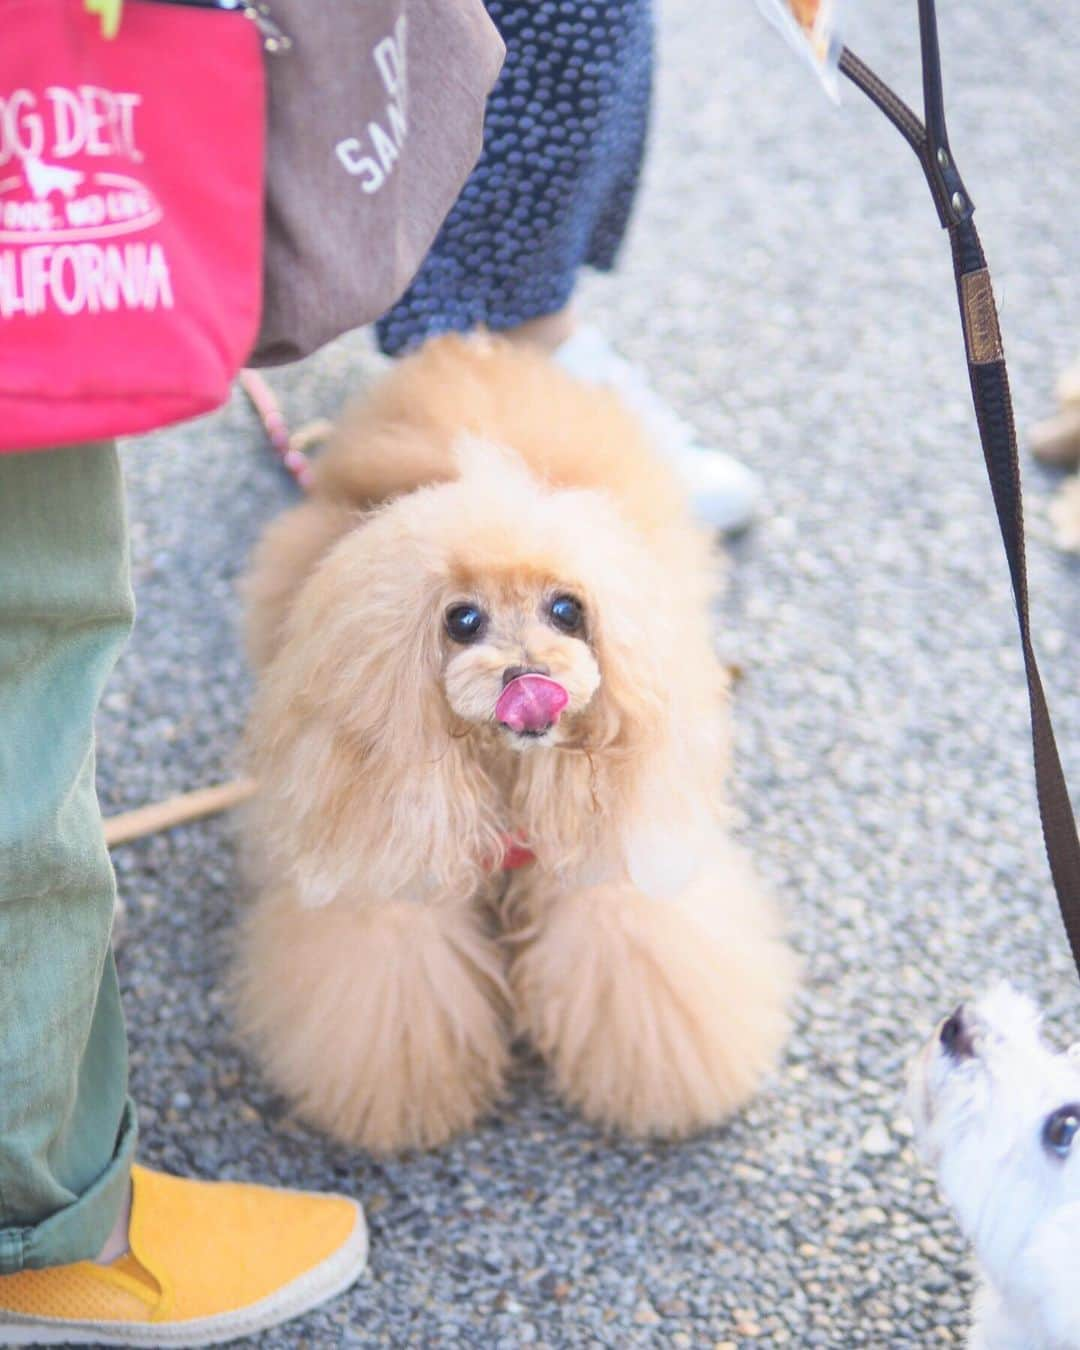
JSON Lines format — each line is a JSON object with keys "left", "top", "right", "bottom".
{"left": 235, "top": 334, "right": 797, "bottom": 1152}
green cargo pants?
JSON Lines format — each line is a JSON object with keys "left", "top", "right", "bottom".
{"left": 0, "top": 443, "right": 136, "bottom": 1273}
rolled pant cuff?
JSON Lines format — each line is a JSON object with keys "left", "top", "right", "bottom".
{"left": 0, "top": 1099, "right": 137, "bottom": 1274}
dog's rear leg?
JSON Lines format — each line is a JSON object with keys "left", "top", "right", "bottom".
{"left": 508, "top": 848, "right": 797, "bottom": 1138}
{"left": 234, "top": 886, "right": 510, "bottom": 1152}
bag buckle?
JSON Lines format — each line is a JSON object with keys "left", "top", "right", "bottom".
{"left": 239, "top": 2, "right": 292, "bottom": 53}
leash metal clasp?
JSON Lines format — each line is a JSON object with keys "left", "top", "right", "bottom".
{"left": 917, "top": 0, "right": 974, "bottom": 227}
{"left": 837, "top": 0, "right": 974, "bottom": 231}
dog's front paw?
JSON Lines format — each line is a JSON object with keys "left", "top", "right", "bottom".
{"left": 235, "top": 891, "right": 510, "bottom": 1152}
{"left": 510, "top": 871, "right": 796, "bottom": 1137}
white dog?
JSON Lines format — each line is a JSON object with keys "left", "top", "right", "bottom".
{"left": 909, "top": 985, "right": 1080, "bottom": 1349}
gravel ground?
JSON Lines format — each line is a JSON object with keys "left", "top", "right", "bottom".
{"left": 97, "top": 0, "right": 1079, "bottom": 1345}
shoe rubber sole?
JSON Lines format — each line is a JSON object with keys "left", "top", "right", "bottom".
{"left": 0, "top": 1200, "right": 367, "bottom": 1347}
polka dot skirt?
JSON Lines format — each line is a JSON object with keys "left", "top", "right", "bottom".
{"left": 375, "top": 0, "right": 654, "bottom": 356}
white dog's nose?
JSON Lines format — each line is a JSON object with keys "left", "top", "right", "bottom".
{"left": 940, "top": 1006, "right": 975, "bottom": 1060}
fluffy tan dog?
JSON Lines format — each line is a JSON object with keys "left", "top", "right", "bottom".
{"left": 236, "top": 334, "right": 796, "bottom": 1152}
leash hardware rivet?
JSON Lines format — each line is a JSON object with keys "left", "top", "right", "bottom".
{"left": 951, "top": 191, "right": 966, "bottom": 212}
{"left": 936, "top": 147, "right": 950, "bottom": 168}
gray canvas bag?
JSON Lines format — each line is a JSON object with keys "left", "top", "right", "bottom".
{"left": 249, "top": 0, "right": 504, "bottom": 365}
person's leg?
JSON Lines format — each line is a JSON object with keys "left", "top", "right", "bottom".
{"left": 375, "top": 0, "right": 655, "bottom": 357}
{"left": 373, "top": 0, "right": 759, "bottom": 532}
{"left": 0, "top": 443, "right": 136, "bottom": 1273}
{"left": 0, "top": 445, "right": 367, "bottom": 1347}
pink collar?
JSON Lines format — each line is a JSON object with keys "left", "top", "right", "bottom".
{"left": 496, "top": 834, "right": 535, "bottom": 871}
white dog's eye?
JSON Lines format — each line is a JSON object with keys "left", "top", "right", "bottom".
{"left": 1042, "top": 1104, "right": 1080, "bottom": 1158}
{"left": 445, "top": 603, "right": 488, "bottom": 644}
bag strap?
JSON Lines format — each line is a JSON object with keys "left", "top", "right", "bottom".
{"left": 837, "top": 1, "right": 1080, "bottom": 975}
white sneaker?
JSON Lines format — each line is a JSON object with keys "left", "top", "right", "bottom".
{"left": 553, "top": 325, "right": 761, "bottom": 533}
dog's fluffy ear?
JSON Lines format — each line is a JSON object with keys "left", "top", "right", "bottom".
{"left": 581, "top": 516, "right": 727, "bottom": 766}
{"left": 506, "top": 495, "right": 731, "bottom": 875}
{"left": 242, "top": 499, "right": 356, "bottom": 671}
{"left": 582, "top": 579, "right": 669, "bottom": 758}
{"left": 245, "top": 510, "right": 503, "bottom": 908}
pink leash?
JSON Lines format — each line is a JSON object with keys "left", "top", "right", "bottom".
{"left": 238, "top": 368, "right": 317, "bottom": 492}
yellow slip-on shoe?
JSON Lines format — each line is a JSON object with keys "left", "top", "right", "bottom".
{"left": 0, "top": 1165, "right": 367, "bottom": 1347}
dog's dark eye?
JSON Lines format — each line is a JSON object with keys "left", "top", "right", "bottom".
{"left": 549, "top": 594, "right": 585, "bottom": 635}
{"left": 1042, "top": 1104, "right": 1080, "bottom": 1158}
{"left": 445, "top": 603, "right": 487, "bottom": 644}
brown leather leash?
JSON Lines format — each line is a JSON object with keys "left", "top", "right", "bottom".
{"left": 838, "top": 0, "right": 1080, "bottom": 975}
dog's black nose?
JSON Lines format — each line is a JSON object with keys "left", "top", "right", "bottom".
{"left": 940, "top": 1006, "right": 975, "bottom": 1060}
{"left": 502, "top": 664, "right": 549, "bottom": 688}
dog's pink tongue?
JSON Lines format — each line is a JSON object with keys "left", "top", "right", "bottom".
{"left": 495, "top": 675, "right": 569, "bottom": 733}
